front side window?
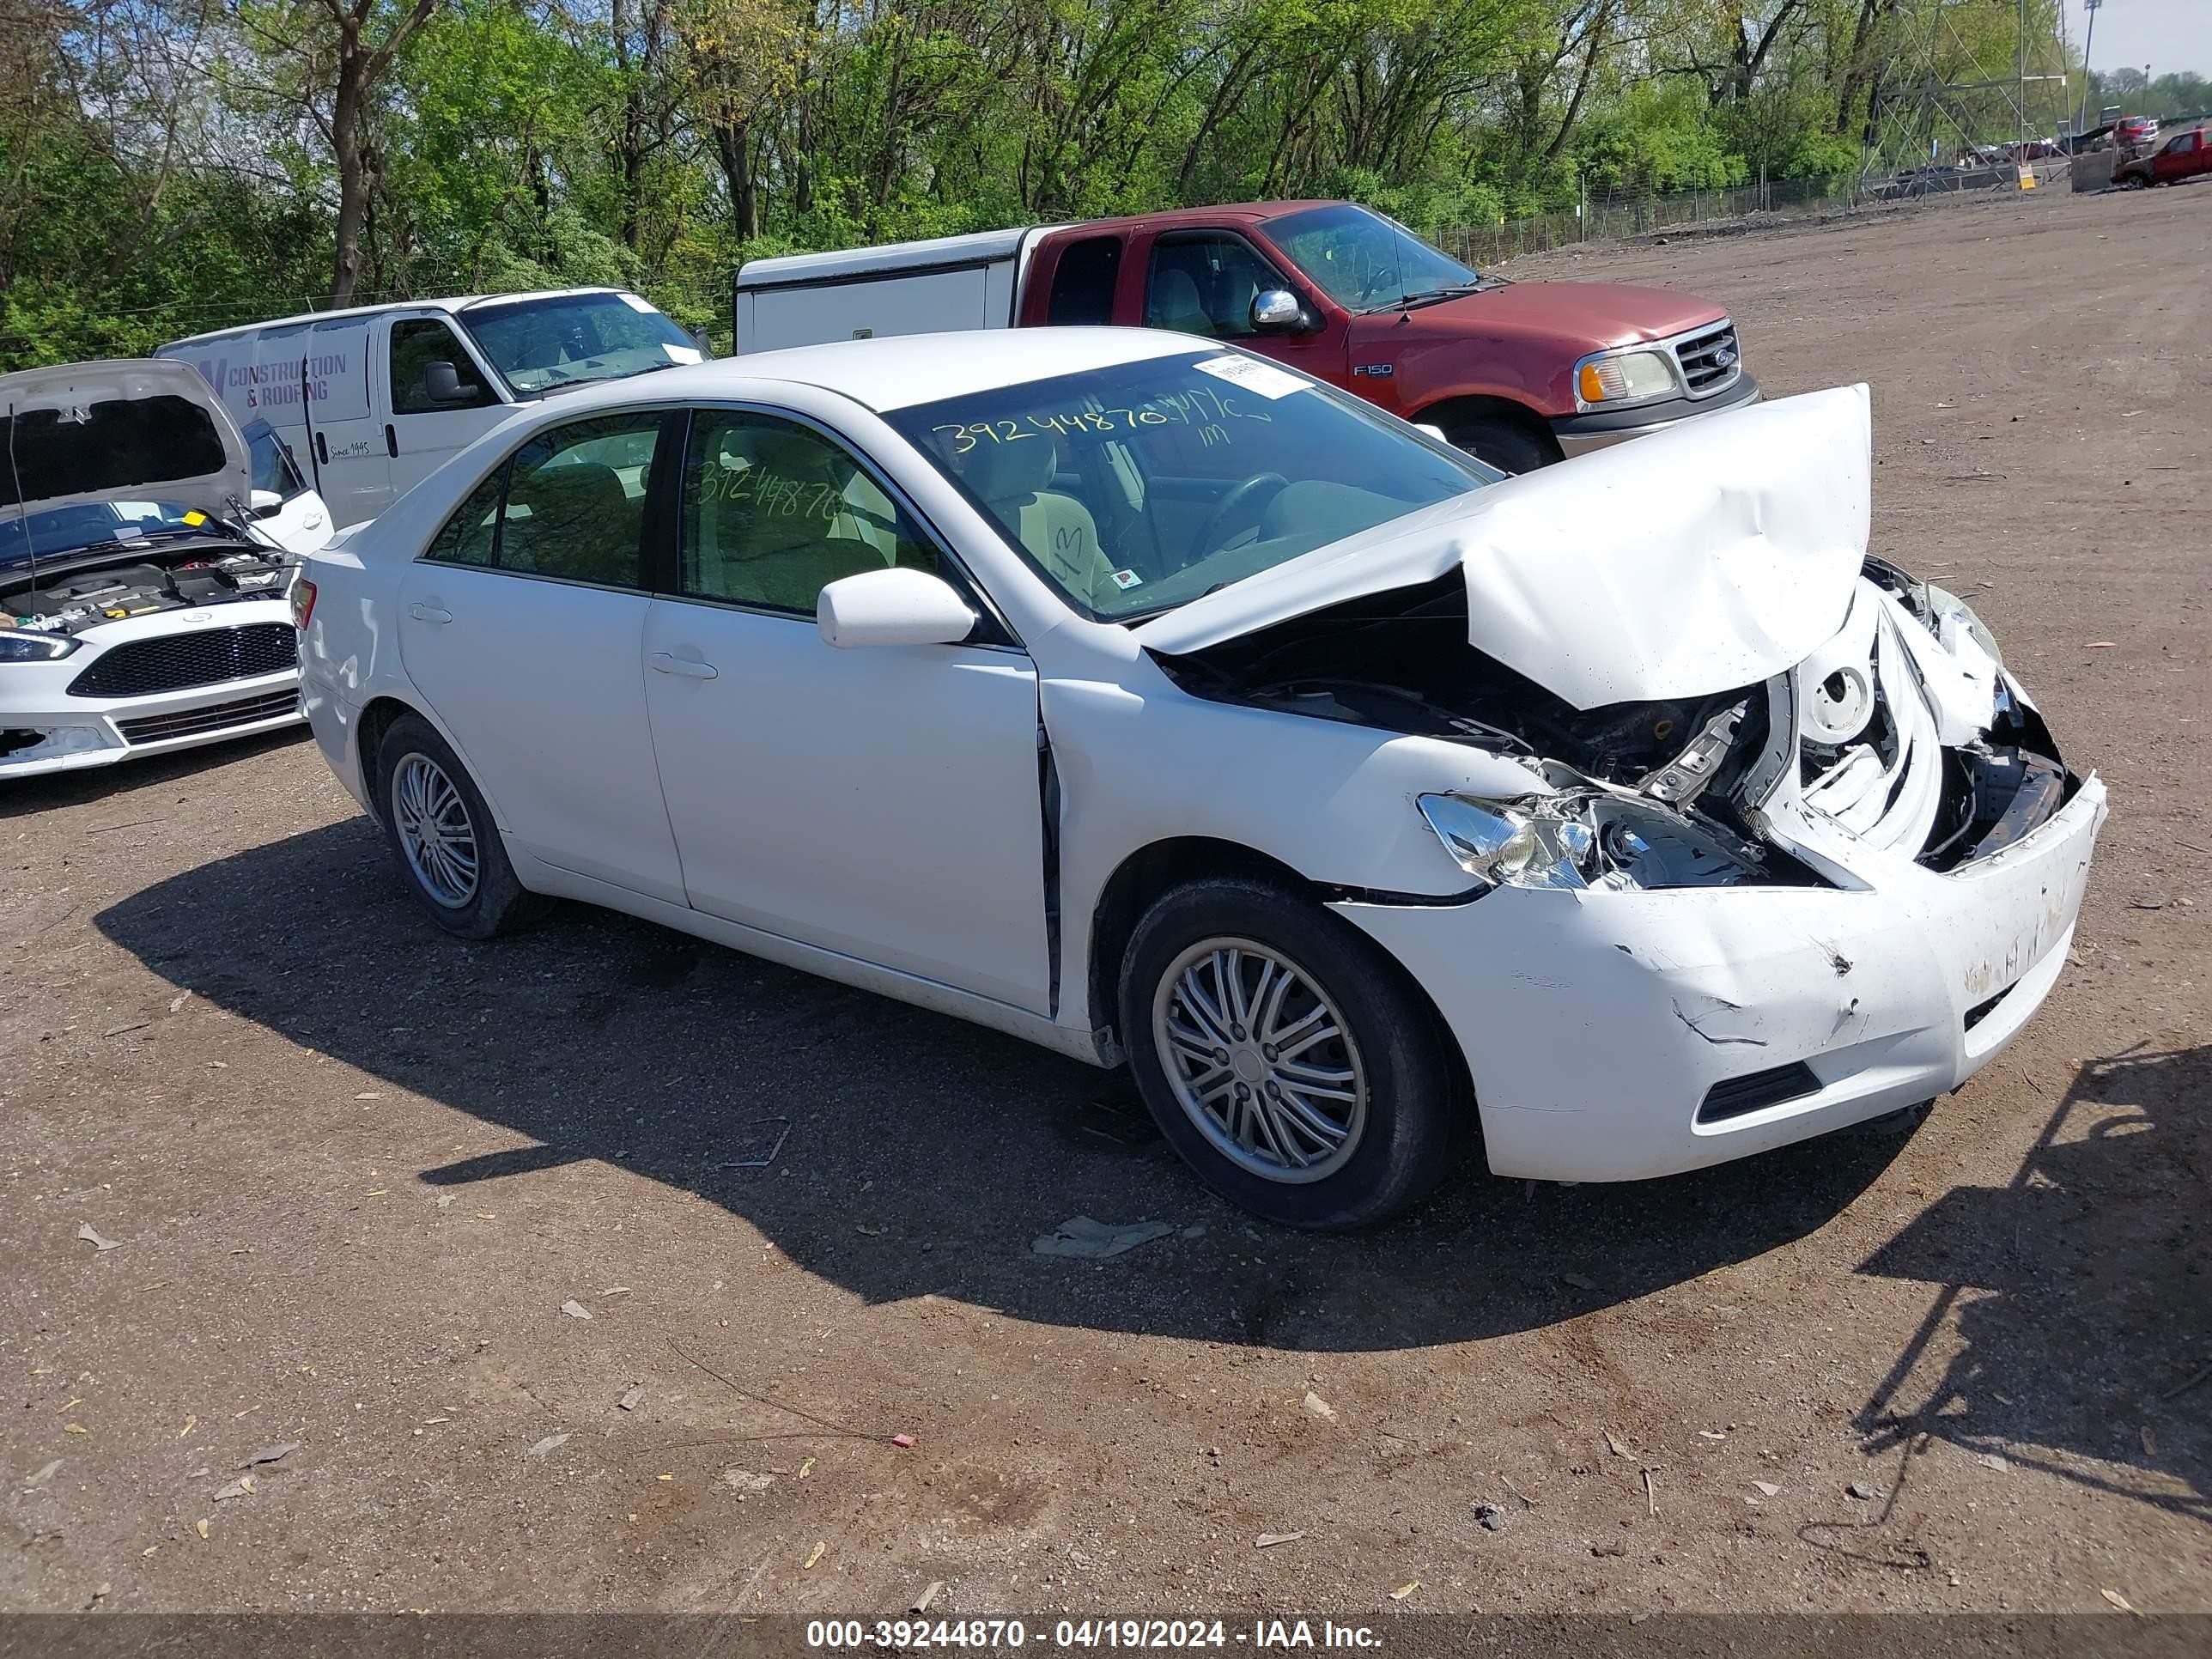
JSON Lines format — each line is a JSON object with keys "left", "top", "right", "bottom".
{"left": 459, "top": 293, "right": 702, "bottom": 398}
{"left": 422, "top": 413, "right": 662, "bottom": 587}
{"left": 1143, "top": 234, "right": 1285, "bottom": 340}
{"left": 885, "top": 349, "right": 1493, "bottom": 621}
{"left": 679, "top": 411, "right": 939, "bottom": 616}
{"left": 389, "top": 319, "right": 494, "bottom": 416}
{"left": 1264, "top": 204, "right": 1486, "bottom": 313}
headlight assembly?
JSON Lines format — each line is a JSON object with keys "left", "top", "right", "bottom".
{"left": 1417, "top": 789, "right": 1769, "bottom": 892}
{"left": 1574, "top": 347, "right": 1678, "bottom": 409}
{"left": 0, "top": 629, "right": 80, "bottom": 662}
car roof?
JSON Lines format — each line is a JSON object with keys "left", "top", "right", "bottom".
{"left": 543, "top": 328, "right": 1218, "bottom": 418}
{"left": 161, "top": 287, "right": 629, "bottom": 350}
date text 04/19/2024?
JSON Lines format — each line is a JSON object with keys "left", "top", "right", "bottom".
{"left": 804, "top": 1620, "right": 1383, "bottom": 1650}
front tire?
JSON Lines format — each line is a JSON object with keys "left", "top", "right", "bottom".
{"left": 374, "top": 713, "right": 547, "bottom": 939}
{"left": 1118, "top": 877, "right": 1468, "bottom": 1230}
{"left": 1446, "top": 415, "right": 1561, "bottom": 475}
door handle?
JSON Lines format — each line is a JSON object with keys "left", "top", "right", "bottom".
{"left": 649, "top": 652, "right": 718, "bottom": 680}
{"left": 407, "top": 603, "right": 452, "bottom": 624}
{"left": 314, "top": 431, "right": 328, "bottom": 465}
{"left": 385, "top": 423, "right": 398, "bottom": 459}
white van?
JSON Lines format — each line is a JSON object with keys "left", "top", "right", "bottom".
{"left": 158, "top": 288, "right": 703, "bottom": 526}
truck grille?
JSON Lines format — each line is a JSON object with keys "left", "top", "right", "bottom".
{"left": 114, "top": 689, "right": 301, "bottom": 745}
{"left": 68, "top": 623, "right": 298, "bottom": 698}
{"left": 1673, "top": 322, "right": 1741, "bottom": 397}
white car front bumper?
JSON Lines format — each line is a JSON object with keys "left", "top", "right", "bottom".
{"left": 1337, "top": 773, "right": 2106, "bottom": 1182}
{"left": 0, "top": 605, "right": 303, "bottom": 780}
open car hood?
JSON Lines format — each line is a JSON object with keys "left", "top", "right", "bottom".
{"left": 1134, "top": 384, "right": 1872, "bottom": 711}
{"left": 0, "top": 359, "right": 252, "bottom": 533}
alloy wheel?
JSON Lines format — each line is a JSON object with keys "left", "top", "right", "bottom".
{"left": 1150, "top": 936, "right": 1369, "bottom": 1183}
{"left": 392, "top": 751, "right": 480, "bottom": 908}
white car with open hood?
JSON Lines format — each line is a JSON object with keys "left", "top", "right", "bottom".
{"left": 295, "top": 329, "right": 2106, "bottom": 1227}
{"left": 3, "top": 359, "right": 331, "bottom": 780}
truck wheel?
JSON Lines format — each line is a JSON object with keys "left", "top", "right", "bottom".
{"left": 1447, "top": 416, "right": 1561, "bottom": 475}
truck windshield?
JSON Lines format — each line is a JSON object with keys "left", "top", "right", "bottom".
{"left": 457, "top": 292, "right": 704, "bottom": 397}
{"left": 1265, "top": 204, "right": 1486, "bottom": 313}
{"left": 885, "top": 348, "right": 1496, "bottom": 622}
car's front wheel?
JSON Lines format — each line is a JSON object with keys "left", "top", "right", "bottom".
{"left": 374, "top": 713, "right": 547, "bottom": 939}
{"left": 1119, "top": 877, "right": 1468, "bottom": 1230}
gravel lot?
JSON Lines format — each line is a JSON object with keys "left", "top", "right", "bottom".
{"left": 4, "top": 184, "right": 2207, "bottom": 1620}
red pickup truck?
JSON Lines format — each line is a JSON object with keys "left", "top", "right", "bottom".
{"left": 733, "top": 200, "right": 1759, "bottom": 471}
{"left": 2117, "top": 126, "right": 2209, "bottom": 188}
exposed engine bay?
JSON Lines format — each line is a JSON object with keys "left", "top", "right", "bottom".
{"left": 4, "top": 539, "right": 293, "bottom": 637}
{"left": 1153, "top": 557, "right": 2074, "bottom": 882}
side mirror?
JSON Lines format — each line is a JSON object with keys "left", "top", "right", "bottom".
{"left": 1250, "top": 289, "right": 1305, "bottom": 332}
{"left": 424, "top": 360, "right": 475, "bottom": 404}
{"left": 817, "top": 567, "right": 976, "bottom": 649}
{"left": 249, "top": 488, "right": 284, "bottom": 519}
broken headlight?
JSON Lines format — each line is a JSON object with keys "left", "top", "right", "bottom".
{"left": 1416, "top": 790, "right": 1767, "bottom": 891}
{"left": 0, "top": 628, "right": 81, "bottom": 662}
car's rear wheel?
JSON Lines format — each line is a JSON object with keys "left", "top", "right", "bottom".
{"left": 374, "top": 713, "right": 547, "bottom": 939}
{"left": 1119, "top": 876, "right": 1468, "bottom": 1230}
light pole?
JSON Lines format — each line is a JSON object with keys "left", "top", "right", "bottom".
{"left": 2077, "top": 0, "right": 2101, "bottom": 138}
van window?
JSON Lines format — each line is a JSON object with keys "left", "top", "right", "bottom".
{"left": 457, "top": 292, "right": 701, "bottom": 397}
{"left": 389, "top": 319, "right": 495, "bottom": 415}
{"left": 1046, "top": 236, "right": 1122, "bottom": 325}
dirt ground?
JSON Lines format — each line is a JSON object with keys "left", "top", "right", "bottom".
{"left": 4, "top": 184, "right": 2208, "bottom": 1623}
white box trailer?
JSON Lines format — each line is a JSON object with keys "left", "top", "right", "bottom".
{"left": 732, "top": 228, "right": 1046, "bottom": 352}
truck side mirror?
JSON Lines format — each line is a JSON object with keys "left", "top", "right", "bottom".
{"left": 424, "top": 360, "right": 474, "bottom": 405}
{"left": 1250, "top": 289, "right": 1306, "bottom": 332}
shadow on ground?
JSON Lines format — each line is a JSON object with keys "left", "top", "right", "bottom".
{"left": 1841, "top": 1042, "right": 2211, "bottom": 1531}
{"left": 0, "top": 727, "right": 309, "bottom": 822}
{"left": 95, "top": 814, "right": 1921, "bottom": 1352}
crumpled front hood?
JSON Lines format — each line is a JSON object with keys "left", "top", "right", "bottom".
{"left": 0, "top": 359, "right": 252, "bottom": 535}
{"left": 1135, "top": 383, "right": 1871, "bottom": 712}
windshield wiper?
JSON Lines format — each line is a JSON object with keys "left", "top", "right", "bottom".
{"left": 1360, "top": 284, "right": 1485, "bottom": 315}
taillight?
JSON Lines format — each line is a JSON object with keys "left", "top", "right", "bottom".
{"left": 290, "top": 575, "right": 318, "bottom": 631}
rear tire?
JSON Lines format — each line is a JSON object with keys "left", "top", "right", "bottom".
{"left": 374, "top": 713, "right": 548, "bottom": 939}
{"left": 1118, "top": 876, "right": 1468, "bottom": 1230}
{"left": 1445, "top": 415, "right": 1562, "bottom": 475}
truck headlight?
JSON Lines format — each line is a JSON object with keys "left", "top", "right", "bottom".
{"left": 1417, "top": 791, "right": 1767, "bottom": 891}
{"left": 0, "top": 629, "right": 80, "bottom": 662}
{"left": 1575, "top": 348, "right": 1678, "bottom": 409}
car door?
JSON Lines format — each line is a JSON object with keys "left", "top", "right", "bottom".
{"left": 397, "top": 410, "right": 688, "bottom": 905}
{"left": 240, "top": 418, "right": 331, "bottom": 554}
{"left": 383, "top": 314, "right": 504, "bottom": 500}
{"left": 1135, "top": 228, "right": 1352, "bottom": 392}
{"left": 640, "top": 406, "right": 1053, "bottom": 1013}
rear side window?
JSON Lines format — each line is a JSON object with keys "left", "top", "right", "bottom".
{"left": 422, "top": 414, "right": 664, "bottom": 587}
{"left": 1046, "top": 236, "right": 1123, "bottom": 325}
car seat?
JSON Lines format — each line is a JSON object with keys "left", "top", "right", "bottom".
{"left": 503, "top": 460, "right": 635, "bottom": 585}
{"left": 959, "top": 431, "right": 1120, "bottom": 609}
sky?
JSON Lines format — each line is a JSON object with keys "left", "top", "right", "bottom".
{"left": 2063, "top": 0, "right": 2212, "bottom": 80}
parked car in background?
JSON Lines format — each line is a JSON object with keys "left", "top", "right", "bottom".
{"left": 157, "top": 289, "right": 707, "bottom": 527}
{"left": 2114, "top": 114, "right": 2161, "bottom": 150}
{"left": 2117, "top": 126, "right": 2209, "bottom": 187}
{"left": 3, "top": 360, "right": 328, "bottom": 778}
{"left": 732, "top": 201, "right": 1758, "bottom": 474}
{"left": 295, "top": 330, "right": 2102, "bottom": 1228}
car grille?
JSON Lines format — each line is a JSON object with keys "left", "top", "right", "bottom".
{"left": 1672, "top": 321, "right": 1741, "bottom": 397}
{"left": 114, "top": 689, "right": 301, "bottom": 746}
{"left": 68, "top": 623, "right": 298, "bottom": 698}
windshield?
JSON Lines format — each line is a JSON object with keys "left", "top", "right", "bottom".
{"left": 1266, "top": 204, "right": 1486, "bottom": 312}
{"left": 1, "top": 501, "right": 231, "bottom": 571}
{"left": 457, "top": 292, "right": 705, "bottom": 397}
{"left": 885, "top": 349, "right": 1496, "bottom": 621}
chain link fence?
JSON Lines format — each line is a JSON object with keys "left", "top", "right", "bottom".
{"left": 1434, "top": 161, "right": 2071, "bottom": 267}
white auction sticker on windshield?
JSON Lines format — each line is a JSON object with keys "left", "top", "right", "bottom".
{"left": 663, "top": 344, "right": 703, "bottom": 364}
{"left": 1193, "top": 355, "right": 1307, "bottom": 400}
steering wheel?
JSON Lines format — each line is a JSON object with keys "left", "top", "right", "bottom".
{"left": 1188, "top": 472, "right": 1290, "bottom": 561}
{"left": 1358, "top": 264, "right": 1401, "bottom": 303}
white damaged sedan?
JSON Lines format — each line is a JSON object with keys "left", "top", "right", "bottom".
{"left": 296, "top": 329, "right": 2105, "bottom": 1228}
{"left": 3, "top": 360, "right": 329, "bottom": 779}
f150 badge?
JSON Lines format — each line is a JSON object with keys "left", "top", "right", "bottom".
{"left": 1352, "top": 363, "right": 1394, "bottom": 378}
